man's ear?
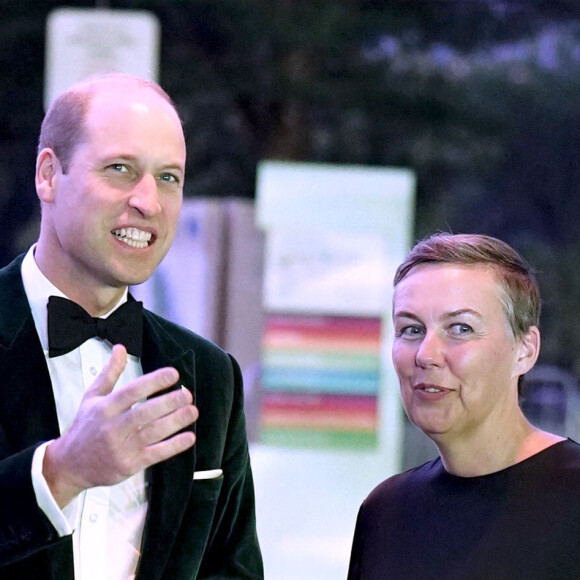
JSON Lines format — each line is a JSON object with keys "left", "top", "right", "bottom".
{"left": 35, "top": 148, "right": 61, "bottom": 203}
{"left": 515, "top": 326, "right": 541, "bottom": 377}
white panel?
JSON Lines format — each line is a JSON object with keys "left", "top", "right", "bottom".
{"left": 263, "top": 230, "right": 390, "bottom": 316}
{"left": 45, "top": 8, "right": 160, "bottom": 109}
{"left": 254, "top": 161, "right": 415, "bottom": 579}
{"left": 256, "top": 160, "right": 415, "bottom": 252}
{"left": 251, "top": 445, "right": 397, "bottom": 580}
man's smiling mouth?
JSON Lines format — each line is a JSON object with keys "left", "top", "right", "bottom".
{"left": 112, "top": 228, "right": 152, "bottom": 249}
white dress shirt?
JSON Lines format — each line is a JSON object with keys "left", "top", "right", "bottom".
{"left": 22, "top": 246, "right": 148, "bottom": 580}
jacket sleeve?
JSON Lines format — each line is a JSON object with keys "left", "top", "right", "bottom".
{"left": 0, "top": 437, "right": 65, "bottom": 567}
{"left": 196, "top": 354, "right": 264, "bottom": 579}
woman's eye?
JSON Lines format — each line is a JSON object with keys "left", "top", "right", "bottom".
{"left": 397, "top": 325, "right": 424, "bottom": 338}
{"left": 450, "top": 323, "right": 473, "bottom": 336}
{"left": 109, "top": 164, "right": 129, "bottom": 173}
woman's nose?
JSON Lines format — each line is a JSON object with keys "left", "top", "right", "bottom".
{"left": 415, "top": 331, "right": 445, "bottom": 368}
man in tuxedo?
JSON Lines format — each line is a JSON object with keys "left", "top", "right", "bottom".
{"left": 0, "top": 73, "right": 263, "bottom": 579}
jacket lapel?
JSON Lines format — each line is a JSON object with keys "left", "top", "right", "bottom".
{"left": 136, "top": 311, "right": 197, "bottom": 580}
{"left": 0, "top": 256, "right": 59, "bottom": 449}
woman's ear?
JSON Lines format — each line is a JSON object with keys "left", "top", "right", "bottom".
{"left": 35, "top": 148, "right": 60, "bottom": 203}
{"left": 515, "top": 326, "right": 541, "bottom": 377}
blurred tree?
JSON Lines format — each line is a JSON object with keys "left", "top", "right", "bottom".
{"left": 0, "top": 0, "right": 579, "bottom": 372}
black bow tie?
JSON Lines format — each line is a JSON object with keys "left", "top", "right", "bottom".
{"left": 47, "top": 296, "right": 143, "bottom": 358}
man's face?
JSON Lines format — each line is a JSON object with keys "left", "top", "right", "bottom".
{"left": 38, "top": 83, "right": 186, "bottom": 297}
{"left": 392, "top": 263, "right": 532, "bottom": 446}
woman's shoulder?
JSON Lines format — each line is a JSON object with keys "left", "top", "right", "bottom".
{"left": 364, "top": 457, "right": 443, "bottom": 506}
{"left": 507, "top": 438, "right": 580, "bottom": 492}
{"left": 544, "top": 438, "right": 580, "bottom": 469}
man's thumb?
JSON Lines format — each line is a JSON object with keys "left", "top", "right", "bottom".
{"left": 86, "top": 344, "right": 128, "bottom": 396}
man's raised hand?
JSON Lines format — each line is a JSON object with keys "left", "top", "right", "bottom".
{"left": 43, "top": 344, "right": 198, "bottom": 507}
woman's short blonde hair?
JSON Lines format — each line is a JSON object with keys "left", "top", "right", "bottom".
{"left": 394, "top": 233, "right": 541, "bottom": 341}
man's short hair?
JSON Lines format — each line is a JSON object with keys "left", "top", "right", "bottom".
{"left": 37, "top": 73, "right": 178, "bottom": 173}
{"left": 394, "top": 232, "right": 541, "bottom": 341}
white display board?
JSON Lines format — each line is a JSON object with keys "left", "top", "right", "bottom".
{"left": 253, "top": 161, "right": 416, "bottom": 579}
{"left": 263, "top": 229, "right": 390, "bottom": 316}
{"left": 44, "top": 8, "right": 160, "bottom": 109}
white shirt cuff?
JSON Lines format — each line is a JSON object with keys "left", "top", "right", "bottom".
{"left": 31, "top": 441, "right": 75, "bottom": 536}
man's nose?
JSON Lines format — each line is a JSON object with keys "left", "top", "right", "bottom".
{"left": 415, "top": 331, "right": 445, "bottom": 368}
{"left": 129, "top": 174, "right": 162, "bottom": 217}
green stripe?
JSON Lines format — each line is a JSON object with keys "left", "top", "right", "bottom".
{"left": 263, "top": 351, "right": 380, "bottom": 371}
{"left": 260, "top": 428, "right": 377, "bottom": 449}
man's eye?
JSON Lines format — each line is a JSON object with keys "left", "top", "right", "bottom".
{"left": 109, "top": 164, "right": 129, "bottom": 173}
{"left": 159, "top": 173, "right": 179, "bottom": 184}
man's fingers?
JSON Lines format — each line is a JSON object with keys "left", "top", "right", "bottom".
{"left": 110, "top": 366, "right": 181, "bottom": 413}
{"left": 129, "top": 387, "right": 194, "bottom": 426}
{"left": 141, "top": 431, "right": 197, "bottom": 469}
{"left": 85, "top": 344, "right": 128, "bottom": 397}
{"left": 134, "top": 402, "right": 199, "bottom": 446}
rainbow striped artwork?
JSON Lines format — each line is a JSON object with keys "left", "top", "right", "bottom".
{"left": 260, "top": 314, "right": 382, "bottom": 449}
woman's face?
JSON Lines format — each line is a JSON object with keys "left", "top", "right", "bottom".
{"left": 392, "top": 263, "right": 537, "bottom": 447}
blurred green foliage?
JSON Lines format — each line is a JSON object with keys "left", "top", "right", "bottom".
{"left": 0, "top": 0, "right": 579, "bottom": 373}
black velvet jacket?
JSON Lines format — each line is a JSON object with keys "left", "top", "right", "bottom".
{"left": 0, "top": 255, "right": 263, "bottom": 579}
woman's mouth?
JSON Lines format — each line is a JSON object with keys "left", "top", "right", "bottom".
{"left": 413, "top": 383, "right": 452, "bottom": 398}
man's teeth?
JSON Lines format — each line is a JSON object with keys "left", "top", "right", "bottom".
{"left": 112, "top": 228, "right": 152, "bottom": 248}
{"left": 424, "top": 387, "right": 442, "bottom": 393}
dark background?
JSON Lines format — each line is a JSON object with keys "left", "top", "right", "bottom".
{"left": 1, "top": 0, "right": 579, "bottom": 375}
